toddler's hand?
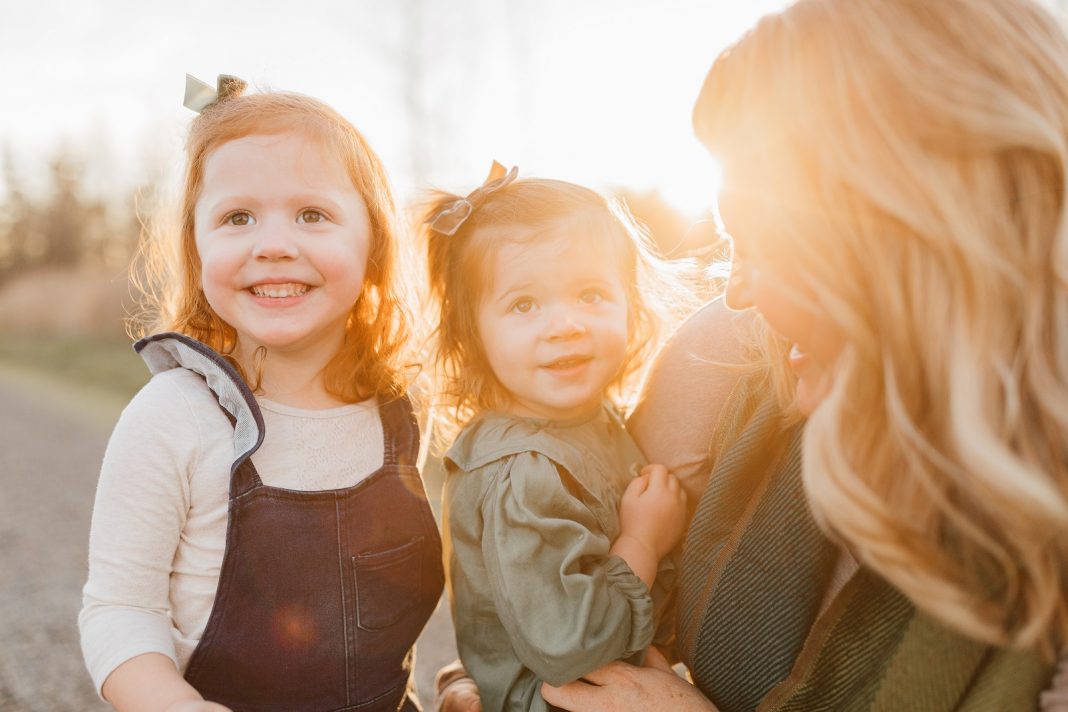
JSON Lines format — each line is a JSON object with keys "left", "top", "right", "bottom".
{"left": 434, "top": 660, "right": 482, "bottom": 712}
{"left": 618, "top": 464, "right": 687, "bottom": 559}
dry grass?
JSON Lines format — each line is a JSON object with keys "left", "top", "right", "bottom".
{"left": 0, "top": 266, "right": 133, "bottom": 338}
{"left": 0, "top": 331, "right": 147, "bottom": 401}
{"left": 0, "top": 266, "right": 147, "bottom": 399}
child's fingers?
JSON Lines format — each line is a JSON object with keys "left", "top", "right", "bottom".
{"left": 625, "top": 472, "right": 650, "bottom": 497}
{"left": 640, "top": 463, "right": 668, "bottom": 479}
{"left": 646, "top": 466, "right": 670, "bottom": 490}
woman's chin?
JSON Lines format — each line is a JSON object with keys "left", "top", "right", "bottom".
{"left": 795, "top": 376, "right": 827, "bottom": 416}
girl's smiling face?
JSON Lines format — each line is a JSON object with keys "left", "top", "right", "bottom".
{"left": 476, "top": 231, "right": 629, "bottom": 421}
{"left": 194, "top": 131, "right": 372, "bottom": 364}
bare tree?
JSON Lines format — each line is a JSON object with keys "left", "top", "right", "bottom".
{"left": 0, "top": 145, "right": 37, "bottom": 284}
{"left": 0, "top": 143, "right": 128, "bottom": 283}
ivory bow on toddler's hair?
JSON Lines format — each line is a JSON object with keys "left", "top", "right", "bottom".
{"left": 183, "top": 73, "right": 247, "bottom": 113}
{"left": 428, "top": 161, "right": 518, "bottom": 236}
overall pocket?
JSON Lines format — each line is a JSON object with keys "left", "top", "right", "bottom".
{"left": 352, "top": 536, "right": 425, "bottom": 631}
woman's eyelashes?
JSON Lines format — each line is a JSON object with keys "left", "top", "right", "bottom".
{"left": 219, "top": 208, "right": 331, "bottom": 227}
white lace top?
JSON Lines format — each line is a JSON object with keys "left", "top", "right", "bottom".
{"left": 255, "top": 397, "right": 382, "bottom": 490}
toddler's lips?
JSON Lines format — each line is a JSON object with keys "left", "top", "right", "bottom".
{"left": 542, "top": 355, "right": 593, "bottom": 372}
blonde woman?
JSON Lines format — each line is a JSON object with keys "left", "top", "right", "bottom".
{"left": 541, "top": 0, "right": 1068, "bottom": 709}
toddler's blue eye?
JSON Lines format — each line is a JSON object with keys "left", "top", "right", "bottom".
{"left": 298, "top": 209, "right": 327, "bottom": 224}
{"left": 227, "top": 211, "right": 254, "bottom": 226}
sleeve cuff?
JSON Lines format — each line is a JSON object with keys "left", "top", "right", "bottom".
{"left": 603, "top": 554, "right": 656, "bottom": 657}
{"left": 80, "top": 608, "right": 178, "bottom": 699}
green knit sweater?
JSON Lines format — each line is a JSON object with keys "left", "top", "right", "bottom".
{"left": 678, "top": 377, "right": 1054, "bottom": 711}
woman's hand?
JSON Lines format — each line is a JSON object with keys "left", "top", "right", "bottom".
{"left": 540, "top": 647, "right": 717, "bottom": 712}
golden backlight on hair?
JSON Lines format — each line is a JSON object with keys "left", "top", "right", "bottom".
{"left": 421, "top": 177, "right": 696, "bottom": 444}
{"left": 132, "top": 87, "right": 414, "bottom": 402}
{"left": 697, "top": 0, "right": 1068, "bottom": 653}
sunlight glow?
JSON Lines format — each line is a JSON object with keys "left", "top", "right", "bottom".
{"left": 656, "top": 151, "right": 724, "bottom": 219}
{"left": 0, "top": 0, "right": 791, "bottom": 225}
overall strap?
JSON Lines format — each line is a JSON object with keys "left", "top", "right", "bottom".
{"left": 135, "top": 332, "right": 265, "bottom": 498}
{"left": 215, "top": 407, "right": 264, "bottom": 498}
{"left": 378, "top": 394, "right": 420, "bottom": 467}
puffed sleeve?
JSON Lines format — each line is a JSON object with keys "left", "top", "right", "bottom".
{"left": 480, "top": 451, "right": 654, "bottom": 686}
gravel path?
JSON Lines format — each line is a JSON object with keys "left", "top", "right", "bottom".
{"left": 0, "top": 380, "right": 110, "bottom": 711}
{"left": 0, "top": 373, "right": 456, "bottom": 711}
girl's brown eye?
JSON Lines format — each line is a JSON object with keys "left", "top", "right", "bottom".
{"left": 511, "top": 298, "right": 536, "bottom": 314}
{"left": 228, "top": 212, "right": 253, "bottom": 226}
{"left": 298, "top": 209, "right": 326, "bottom": 224}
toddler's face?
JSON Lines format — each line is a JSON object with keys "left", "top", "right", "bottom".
{"left": 476, "top": 232, "right": 628, "bottom": 421}
{"left": 193, "top": 131, "right": 372, "bottom": 363}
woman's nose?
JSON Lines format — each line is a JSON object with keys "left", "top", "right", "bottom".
{"left": 251, "top": 223, "right": 299, "bottom": 261}
{"left": 724, "top": 250, "right": 755, "bottom": 311}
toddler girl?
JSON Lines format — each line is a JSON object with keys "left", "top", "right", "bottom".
{"left": 423, "top": 164, "right": 689, "bottom": 712}
{"left": 79, "top": 75, "right": 443, "bottom": 712}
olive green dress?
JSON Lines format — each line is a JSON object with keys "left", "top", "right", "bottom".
{"left": 442, "top": 405, "right": 674, "bottom": 712}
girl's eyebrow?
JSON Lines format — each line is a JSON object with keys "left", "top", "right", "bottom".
{"left": 289, "top": 193, "right": 345, "bottom": 210}
{"left": 203, "top": 195, "right": 261, "bottom": 214}
{"left": 562, "top": 275, "right": 619, "bottom": 292}
{"left": 494, "top": 283, "right": 534, "bottom": 303}
{"left": 202, "top": 194, "right": 346, "bottom": 215}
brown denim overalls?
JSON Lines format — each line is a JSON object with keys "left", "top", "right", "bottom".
{"left": 137, "top": 334, "right": 445, "bottom": 712}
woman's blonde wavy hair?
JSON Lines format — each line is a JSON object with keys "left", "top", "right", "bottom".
{"left": 696, "top": 0, "right": 1068, "bottom": 654}
{"left": 131, "top": 87, "right": 412, "bottom": 401}
{"left": 420, "top": 177, "right": 695, "bottom": 445}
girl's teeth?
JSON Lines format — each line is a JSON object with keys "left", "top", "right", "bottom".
{"left": 251, "top": 283, "right": 309, "bottom": 298}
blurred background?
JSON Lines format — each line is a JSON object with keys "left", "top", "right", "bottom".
{"left": 4, "top": 0, "right": 1061, "bottom": 709}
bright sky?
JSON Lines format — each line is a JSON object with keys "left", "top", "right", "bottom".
{"left": 0, "top": 0, "right": 789, "bottom": 218}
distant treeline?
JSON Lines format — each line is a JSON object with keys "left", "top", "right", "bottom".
{"left": 0, "top": 145, "right": 722, "bottom": 290}
{"left": 0, "top": 146, "right": 147, "bottom": 286}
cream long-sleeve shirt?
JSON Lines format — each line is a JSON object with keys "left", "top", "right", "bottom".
{"left": 78, "top": 367, "right": 384, "bottom": 697}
